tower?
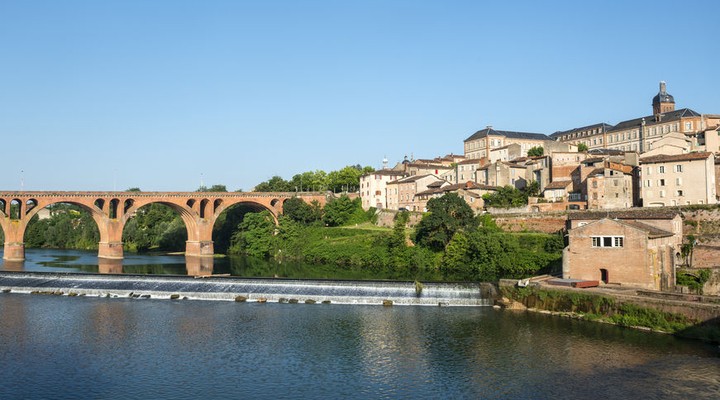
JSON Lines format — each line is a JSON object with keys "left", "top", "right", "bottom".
{"left": 652, "top": 81, "right": 675, "bottom": 115}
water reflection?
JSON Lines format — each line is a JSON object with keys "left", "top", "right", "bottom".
{"left": 2, "top": 248, "right": 445, "bottom": 281}
{"left": 2, "top": 260, "right": 24, "bottom": 272}
{"left": 98, "top": 258, "right": 123, "bottom": 274}
{"left": 185, "top": 255, "right": 214, "bottom": 276}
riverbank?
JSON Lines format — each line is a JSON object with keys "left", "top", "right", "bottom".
{"left": 498, "top": 279, "right": 720, "bottom": 343}
{"left": 0, "top": 271, "right": 496, "bottom": 307}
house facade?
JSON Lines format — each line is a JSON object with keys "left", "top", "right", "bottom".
{"left": 564, "top": 210, "right": 683, "bottom": 291}
{"left": 464, "top": 126, "right": 551, "bottom": 160}
{"left": 359, "top": 170, "right": 406, "bottom": 210}
{"left": 639, "top": 152, "right": 716, "bottom": 207}
{"left": 386, "top": 174, "right": 449, "bottom": 211}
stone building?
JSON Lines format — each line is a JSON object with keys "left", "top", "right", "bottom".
{"left": 564, "top": 210, "right": 683, "bottom": 291}
{"left": 359, "top": 169, "right": 406, "bottom": 210}
{"left": 551, "top": 82, "right": 719, "bottom": 154}
{"left": 585, "top": 162, "right": 635, "bottom": 209}
{"left": 386, "top": 174, "right": 448, "bottom": 211}
{"left": 639, "top": 152, "right": 716, "bottom": 207}
{"left": 477, "top": 161, "right": 529, "bottom": 189}
{"left": 464, "top": 126, "right": 551, "bottom": 160}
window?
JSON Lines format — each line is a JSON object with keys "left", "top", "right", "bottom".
{"left": 660, "top": 190, "right": 666, "bottom": 198}
{"left": 685, "top": 122, "right": 693, "bottom": 131}
{"left": 658, "top": 166, "right": 665, "bottom": 173}
{"left": 646, "top": 167, "right": 652, "bottom": 175}
{"left": 677, "top": 190, "right": 684, "bottom": 197}
{"left": 592, "top": 236, "right": 624, "bottom": 248}
{"left": 659, "top": 179, "right": 665, "bottom": 186}
{"left": 645, "top": 180, "right": 652, "bottom": 187}
{"left": 675, "top": 164, "right": 683, "bottom": 172}
{"left": 676, "top": 177, "right": 682, "bottom": 186}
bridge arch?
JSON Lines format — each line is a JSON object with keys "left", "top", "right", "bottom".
{"left": 120, "top": 201, "right": 190, "bottom": 253}
{"left": 210, "top": 201, "right": 278, "bottom": 255}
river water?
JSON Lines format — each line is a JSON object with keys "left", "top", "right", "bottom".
{"left": 1, "top": 249, "right": 719, "bottom": 399}
{"left": 0, "top": 248, "right": 438, "bottom": 280}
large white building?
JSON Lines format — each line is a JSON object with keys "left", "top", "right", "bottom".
{"left": 359, "top": 170, "right": 406, "bottom": 210}
{"left": 639, "top": 152, "right": 716, "bottom": 207}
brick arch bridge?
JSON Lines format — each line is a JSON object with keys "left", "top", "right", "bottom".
{"left": 0, "top": 191, "right": 328, "bottom": 261}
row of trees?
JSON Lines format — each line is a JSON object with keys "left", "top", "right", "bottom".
{"left": 229, "top": 192, "right": 563, "bottom": 281}
{"left": 254, "top": 165, "right": 374, "bottom": 193}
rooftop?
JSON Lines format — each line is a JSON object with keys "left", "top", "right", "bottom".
{"left": 640, "top": 152, "right": 713, "bottom": 164}
{"left": 464, "top": 127, "right": 549, "bottom": 142}
{"left": 568, "top": 209, "right": 680, "bottom": 220}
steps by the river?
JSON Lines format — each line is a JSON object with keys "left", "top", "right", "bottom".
{"left": 0, "top": 271, "right": 497, "bottom": 306}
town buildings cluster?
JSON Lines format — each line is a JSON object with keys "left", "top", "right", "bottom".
{"left": 359, "top": 82, "right": 720, "bottom": 292}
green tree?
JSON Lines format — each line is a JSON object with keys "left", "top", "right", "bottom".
{"left": 524, "top": 181, "right": 541, "bottom": 197}
{"left": 254, "top": 176, "right": 291, "bottom": 192}
{"left": 482, "top": 185, "right": 528, "bottom": 208}
{"left": 527, "top": 146, "right": 544, "bottom": 157}
{"left": 327, "top": 165, "right": 370, "bottom": 193}
{"left": 414, "top": 193, "right": 477, "bottom": 251}
{"left": 387, "top": 211, "right": 410, "bottom": 267}
{"left": 290, "top": 170, "right": 328, "bottom": 192}
{"left": 577, "top": 143, "right": 588, "bottom": 152}
{"left": 197, "top": 184, "right": 228, "bottom": 192}
{"left": 229, "top": 211, "right": 277, "bottom": 258}
{"left": 283, "top": 197, "right": 322, "bottom": 224}
{"left": 681, "top": 234, "right": 697, "bottom": 267}
{"left": 440, "top": 231, "right": 472, "bottom": 276}
{"left": 323, "top": 195, "right": 362, "bottom": 227}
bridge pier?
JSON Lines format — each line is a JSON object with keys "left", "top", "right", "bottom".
{"left": 185, "top": 240, "right": 214, "bottom": 257}
{"left": 2, "top": 242, "right": 25, "bottom": 262}
{"left": 98, "top": 242, "right": 124, "bottom": 259}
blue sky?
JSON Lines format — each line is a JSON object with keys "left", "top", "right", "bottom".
{"left": 2, "top": 0, "right": 718, "bottom": 191}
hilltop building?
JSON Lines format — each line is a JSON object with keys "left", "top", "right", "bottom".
{"left": 551, "top": 82, "right": 720, "bottom": 154}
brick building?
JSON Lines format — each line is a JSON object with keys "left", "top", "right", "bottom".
{"left": 564, "top": 210, "right": 683, "bottom": 291}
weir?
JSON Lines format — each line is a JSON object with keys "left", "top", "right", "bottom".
{"left": 0, "top": 271, "right": 497, "bottom": 306}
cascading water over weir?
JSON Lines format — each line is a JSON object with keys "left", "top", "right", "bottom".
{"left": 0, "top": 272, "right": 498, "bottom": 306}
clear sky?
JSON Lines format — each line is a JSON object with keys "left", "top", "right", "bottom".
{"left": 2, "top": 0, "right": 718, "bottom": 192}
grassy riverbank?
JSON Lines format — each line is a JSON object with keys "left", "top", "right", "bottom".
{"left": 501, "top": 285, "right": 720, "bottom": 343}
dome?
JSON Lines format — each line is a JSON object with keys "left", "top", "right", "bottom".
{"left": 652, "top": 81, "right": 675, "bottom": 105}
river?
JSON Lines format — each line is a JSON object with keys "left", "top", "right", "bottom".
{"left": 0, "top": 248, "right": 439, "bottom": 280}
{"left": 0, "top": 249, "right": 719, "bottom": 399}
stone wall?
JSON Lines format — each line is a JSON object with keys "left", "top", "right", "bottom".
{"left": 493, "top": 214, "right": 566, "bottom": 233}
{"left": 374, "top": 210, "right": 422, "bottom": 228}
{"left": 681, "top": 207, "right": 720, "bottom": 268}
{"left": 704, "top": 268, "right": 720, "bottom": 296}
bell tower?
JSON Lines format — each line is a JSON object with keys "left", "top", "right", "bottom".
{"left": 652, "top": 81, "right": 675, "bottom": 115}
